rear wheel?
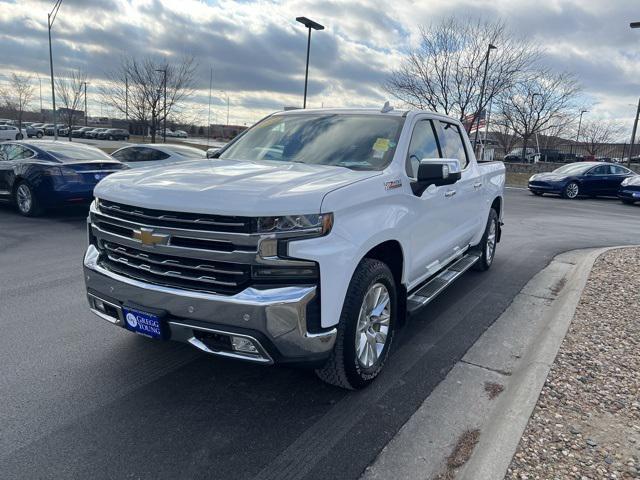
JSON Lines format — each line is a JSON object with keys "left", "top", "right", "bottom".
{"left": 14, "top": 181, "right": 42, "bottom": 217}
{"left": 315, "top": 259, "right": 396, "bottom": 389}
{"left": 108, "top": 135, "right": 114, "bottom": 140}
{"left": 472, "top": 208, "right": 499, "bottom": 271}
{"left": 16, "top": 133, "right": 23, "bottom": 140}
{"left": 562, "top": 181, "right": 580, "bottom": 199}
{"left": 36, "top": 131, "right": 43, "bottom": 138}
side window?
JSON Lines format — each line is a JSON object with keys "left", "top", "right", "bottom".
{"left": 150, "top": 149, "right": 170, "bottom": 161}
{"left": 112, "top": 149, "right": 133, "bottom": 161}
{"left": 406, "top": 119, "right": 440, "bottom": 178}
{"left": 590, "top": 165, "right": 608, "bottom": 175}
{"left": 611, "top": 165, "right": 629, "bottom": 175}
{"left": 438, "top": 121, "right": 469, "bottom": 169}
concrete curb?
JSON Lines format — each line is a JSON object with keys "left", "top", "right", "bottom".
{"left": 360, "top": 246, "right": 636, "bottom": 480}
{"left": 458, "top": 245, "right": 633, "bottom": 479}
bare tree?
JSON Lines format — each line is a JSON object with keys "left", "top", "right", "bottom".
{"left": 100, "top": 56, "right": 196, "bottom": 142}
{"left": 491, "top": 119, "right": 519, "bottom": 156}
{"left": 0, "top": 73, "right": 35, "bottom": 132}
{"left": 495, "top": 70, "right": 581, "bottom": 160}
{"left": 56, "top": 70, "right": 87, "bottom": 141}
{"left": 579, "top": 120, "right": 625, "bottom": 156}
{"left": 384, "top": 17, "right": 539, "bottom": 126}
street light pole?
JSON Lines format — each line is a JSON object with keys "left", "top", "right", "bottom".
{"left": 155, "top": 68, "right": 167, "bottom": 143}
{"left": 83, "top": 81, "right": 89, "bottom": 126}
{"left": 47, "top": 0, "right": 63, "bottom": 141}
{"left": 38, "top": 76, "right": 43, "bottom": 121}
{"left": 296, "top": 17, "right": 324, "bottom": 109}
{"left": 531, "top": 93, "right": 542, "bottom": 162}
{"left": 473, "top": 44, "right": 497, "bottom": 156}
{"left": 570, "top": 109, "right": 587, "bottom": 157}
{"left": 628, "top": 98, "right": 640, "bottom": 167}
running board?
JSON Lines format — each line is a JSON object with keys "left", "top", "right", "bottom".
{"left": 407, "top": 253, "right": 480, "bottom": 314}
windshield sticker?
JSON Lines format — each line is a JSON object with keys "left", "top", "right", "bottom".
{"left": 373, "top": 138, "right": 391, "bottom": 152}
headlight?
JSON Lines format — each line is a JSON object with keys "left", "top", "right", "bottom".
{"left": 529, "top": 174, "right": 537, "bottom": 182}
{"left": 257, "top": 213, "right": 333, "bottom": 236}
{"left": 621, "top": 177, "right": 631, "bottom": 187}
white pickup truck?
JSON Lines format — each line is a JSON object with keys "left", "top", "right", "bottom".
{"left": 83, "top": 107, "right": 505, "bottom": 389}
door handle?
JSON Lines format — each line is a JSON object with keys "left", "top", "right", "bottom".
{"left": 444, "top": 189, "right": 457, "bottom": 198}
{"left": 473, "top": 182, "right": 483, "bottom": 189}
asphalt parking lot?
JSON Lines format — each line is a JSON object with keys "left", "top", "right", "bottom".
{"left": 1, "top": 189, "right": 639, "bottom": 480}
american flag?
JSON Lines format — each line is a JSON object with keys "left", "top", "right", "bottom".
{"left": 462, "top": 110, "right": 486, "bottom": 133}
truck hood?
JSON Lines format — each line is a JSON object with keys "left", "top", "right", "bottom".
{"left": 94, "top": 159, "right": 379, "bottom": 216}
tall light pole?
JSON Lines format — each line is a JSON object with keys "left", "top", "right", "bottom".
{"left": 48, "top": 0, "right": 63, "bottom": 140}
{"left": 207, "top": 67, "right": 213, "bottom": 145}
{"left": 155, "top": 68, "right": 167, "bottom": 143}
{"left": 572, "top": 109, "right": 587, "bottom": 157}
{"left": 296, "top": 16, "right": 324, "bottom": 109}
{"left": 628, "top": 98, "right": 640, "bottom": 167}
{"left": 37, "top": 75, "right": 43, "bottom": 121}
{"left": 473, "top": 44, "right": 497, "bottom": 155}
{"left": 531, "top": 93, "right": 542, "bottom": 161}
{"left": 83, "top": 81, "right": 89, "bottom": 126}
{"left": 628, "top": 22, "right": 640, "bottom": 166}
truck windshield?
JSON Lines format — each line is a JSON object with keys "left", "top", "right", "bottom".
{"left": 219, "top": 114, "right": 405, "bottom": 171}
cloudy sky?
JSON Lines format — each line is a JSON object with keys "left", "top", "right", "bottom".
{"left": 1, "top": 0, "right": 639, "bottom": 128}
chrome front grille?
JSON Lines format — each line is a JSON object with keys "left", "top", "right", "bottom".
{"left": 102, "top": 242, "right": 251, "bottom": 293}
{"left": 90, "top": 200, "right": 261, "bottom": 295}
{"left": 98, "top": 199, "right": 254, "bottom": 233}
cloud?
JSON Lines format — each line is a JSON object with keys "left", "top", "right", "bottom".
{"left": 0, "top": 0, "right": 639, "bottom": 126}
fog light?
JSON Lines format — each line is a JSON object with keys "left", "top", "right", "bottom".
{"left": 231, "top": 336, "right": 259, "bottom": 354}
{"left": 94, "top": 299, "right": 106, "bottom": 312}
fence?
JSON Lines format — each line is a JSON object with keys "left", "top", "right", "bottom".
{"left": 487, "top": 142, "right": 637, "bottom": 163}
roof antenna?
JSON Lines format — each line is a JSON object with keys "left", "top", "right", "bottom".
{"left": 381, "top": 101, "right": 393, "bottom": 113}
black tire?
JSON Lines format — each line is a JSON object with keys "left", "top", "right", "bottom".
{"left": 36, "top": 131, "right": 43, "bottom": 138}
{"left": 472, "top": 208, "right": 499, "bottom": 272}
{"left": 13, "top": 181, "right": 42, "bottom": 217}
{"left": 531, "top": 191, "right": 543, "bottom": 196}
{"left": 621, "top": 198, "right": 635, "bottom": 205}
{"left": 108, "top": 135, "right": 114, "bottom": 140}
{"left": 16, "top": 133, "right": 23, "bottom": 140}
{"left": 562, "top": 181, "right": 580, "bottom": 199}
{"left": 315, "top": 259, "right": 397, "bottom": 390}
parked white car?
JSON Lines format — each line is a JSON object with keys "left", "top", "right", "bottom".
{"left": 0, "top": 125, "right": 27, "bottom": 141}
{"left": 110, "top": 143, "right": 206, "bottom": 168}
{"left": 84, "top": 107, "right": 505, "bottom": 389}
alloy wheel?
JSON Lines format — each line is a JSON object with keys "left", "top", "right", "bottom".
{"left": 566, "top": 182, "right": 579, "bottom": 199}
{"left": 355, "top": 283, "right": 391, "bottom": 368}
{"left": 486, "top": 218, "right": 497, "bottom": 264}
{"left": 16, "top": 184, "right": 32, "bottom": 214}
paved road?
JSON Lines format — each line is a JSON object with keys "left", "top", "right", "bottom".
{"left": 1, "top": 189, "right": 639, "bottom": 480}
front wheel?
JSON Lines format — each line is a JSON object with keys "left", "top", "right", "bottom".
{"left": 36, "top": 131, "right": 43, "bottom": 138}
{"left": 472, "top": 208, "right": 499, "bottom": 271}
{"left": 562, "top": 181, "right": 580, "bottom": 199}
{"left": 621, "top": 198, "right": 635, "bottom": 205}
{"left": 316, "top": 259, "right": 396, "bottom": 390}
{"left": 531, "top": 191, "right": 543, "bottom": 196}
{"left": 16, "top": 133, "right": 23, "bottom": 140}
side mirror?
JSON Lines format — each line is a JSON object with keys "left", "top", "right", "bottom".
{"left": 206, "top": 148, "right": 221, "bottom": 159}
{"left": 412, "top": 158, "right": 461, "bottom": 196}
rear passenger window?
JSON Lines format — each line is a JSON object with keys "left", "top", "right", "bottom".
{"left": 438, "top": 122, "right": 469, "bottom": 169}
{"left": 406, "top": 120, "right": 440, "bottom": 178}
{"left": 590, "top": 165, "right": 609, "bottom": 175}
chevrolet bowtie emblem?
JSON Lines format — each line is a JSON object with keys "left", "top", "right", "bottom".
{"left": 132, "top": 227, "right": 169, "bottom": 246}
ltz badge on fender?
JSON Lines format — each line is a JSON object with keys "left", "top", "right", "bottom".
{"left": 384, "top": 179, "right": 402, "bottom": 191}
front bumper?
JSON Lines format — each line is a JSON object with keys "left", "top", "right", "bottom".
{"left": 618, "top": 188, "right": 640, "bottom": 201}
{"left": 83, "top": 245, "right": 336, "bottom": 365}
{"left": 528, "top": 181, "right": 562, "bottom": 193}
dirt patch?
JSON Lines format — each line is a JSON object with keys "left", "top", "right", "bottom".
{"left": 434, "top": 429, "right": 481, "bottom": 480}
{"left": 484, "top": 381, "right": 505, "bottom": 400}
{"left": 549, "top": 276, "right": 567, "bottom": 297}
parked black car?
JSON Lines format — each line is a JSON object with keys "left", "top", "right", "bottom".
{"left": 97, "top": 128, "right": 130, "bottom": 141}
{"left": 528, "top": 162, "right": 635, "bottom": 199}
{"left": 85, "top": 128, "right": 109, "bottom": 139}
{"left": 618, "top": 175, "right": 640, "bottom": 204}
{"left": 0, "top": 141, "right": 127, "bottom": 216}
{"left": 71, "top": 126, "right": 95, "bottom": 138}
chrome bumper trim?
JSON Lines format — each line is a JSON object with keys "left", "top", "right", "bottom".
{"left": 84, "top": 245, "right": 337, "bottom": 361}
